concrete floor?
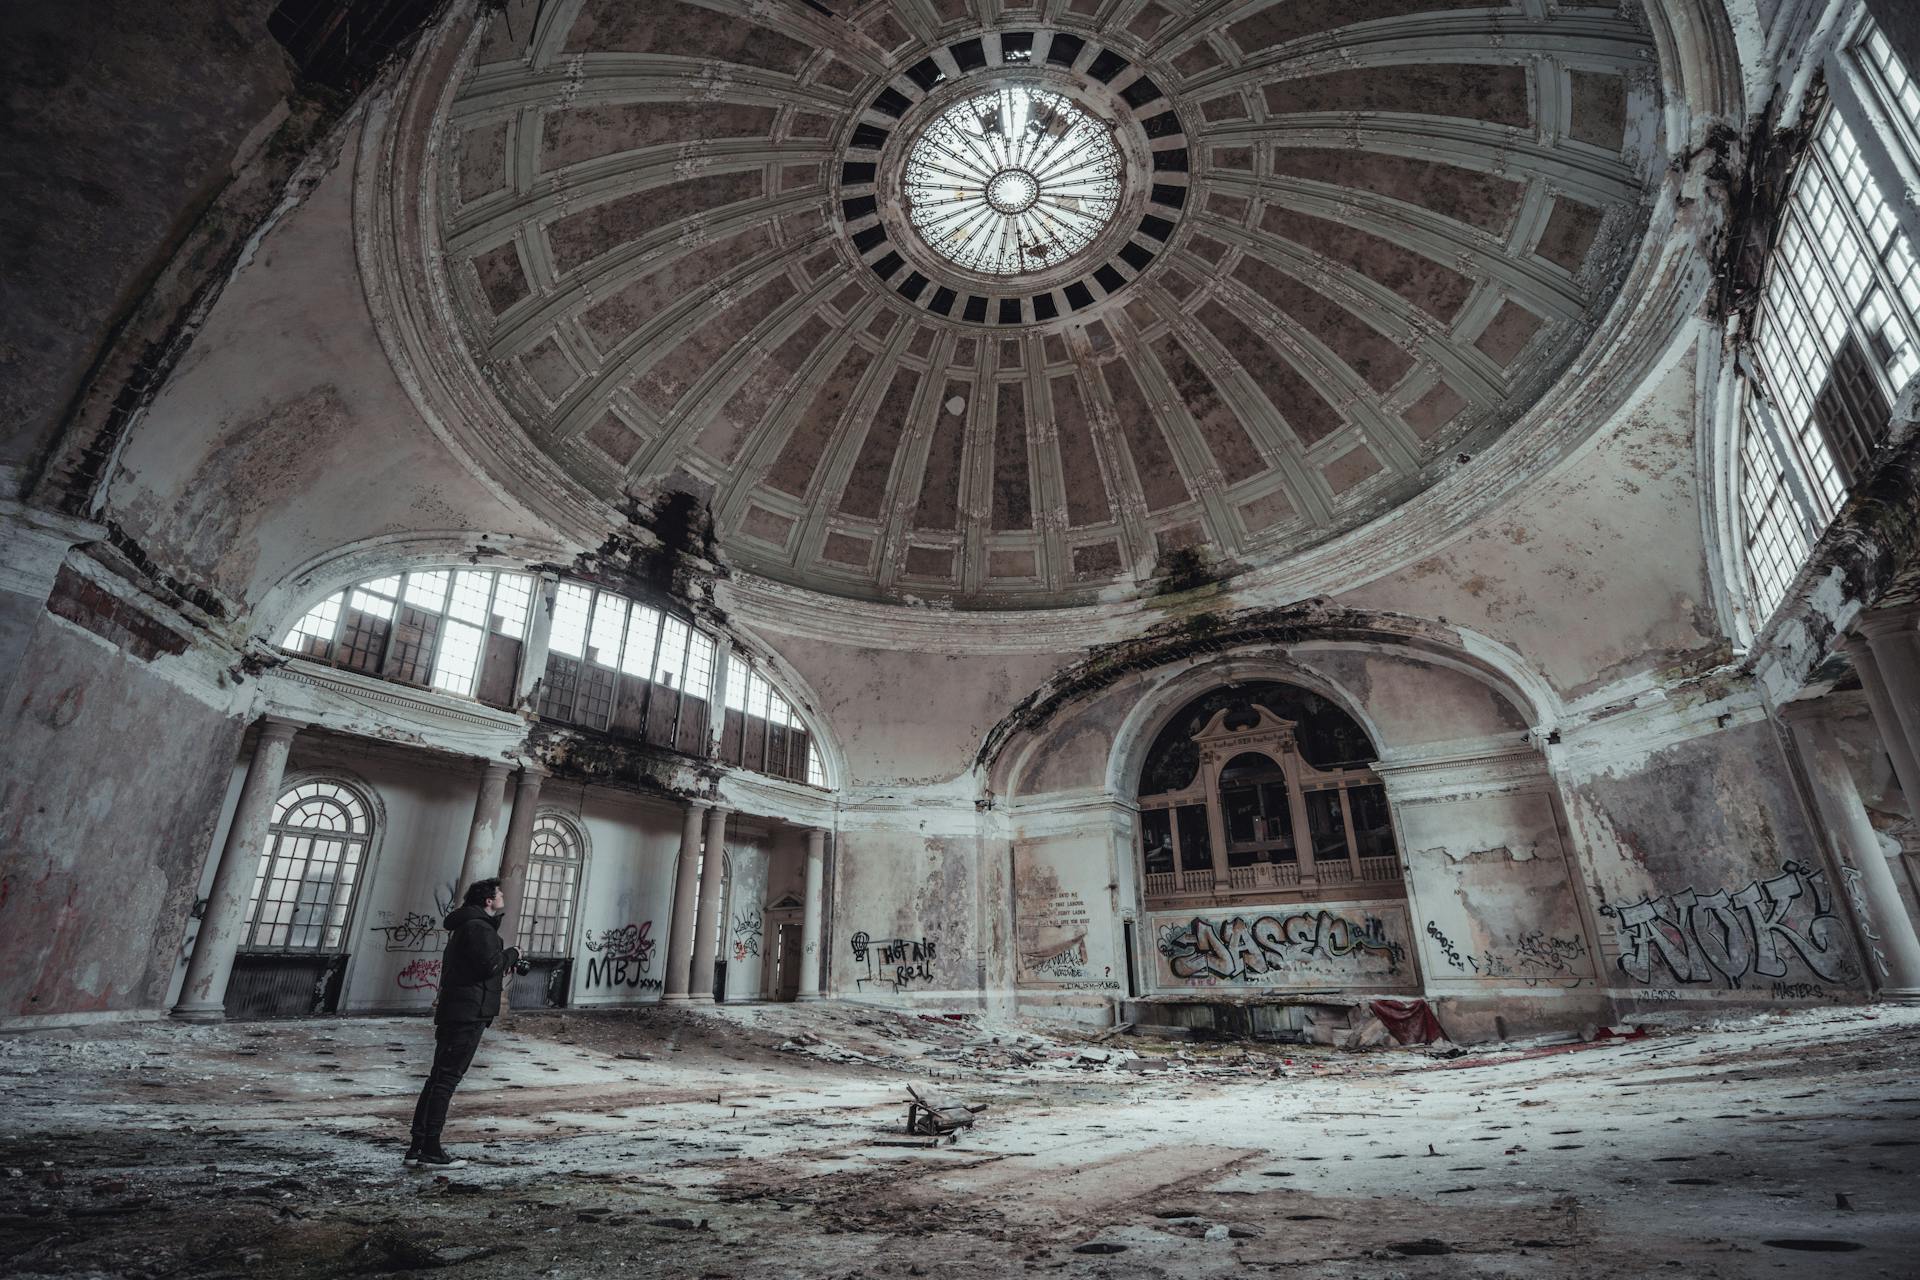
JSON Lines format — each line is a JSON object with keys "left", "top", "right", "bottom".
{"left": 1, "top": 1002, "right": 1916, "bottom": 1278}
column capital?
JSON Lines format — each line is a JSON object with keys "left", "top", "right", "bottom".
{"left": 1857, "top": 602, "right": 1920, "bottom": 638}
{"left": 511, "top": 761, "right": 550, "bottom": 784}
{"left": 257, "top": 715, "right": 304, "bottom": 742}
{"left": 686, "top": 797, "right": 713, "bottom": 811}
{"left": 478, "top": 758, "right": 514, "bottom": 778}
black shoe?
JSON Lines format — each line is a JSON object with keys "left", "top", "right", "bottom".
{"left": 415, "top": 1147, "right": 467, "bottom": 1168}
{"left": 402, "top": 1144, "right": 423, "bottom": 1166}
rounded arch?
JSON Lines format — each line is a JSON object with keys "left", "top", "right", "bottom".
{"left": 1103, "top": 656, "right": 1397, "bottom": 803}
{"left": 245, "top": 768, "right": 388, "bottom": 955}
{"left": 521, "top": 807, "right": 590, "bottom": 959}
{"left": 250, "top": 530, "right": 572, "bottom": 645}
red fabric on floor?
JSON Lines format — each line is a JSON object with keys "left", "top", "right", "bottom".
{"left": 1370, "top": 998, "right": 1446, "bottom": 1045}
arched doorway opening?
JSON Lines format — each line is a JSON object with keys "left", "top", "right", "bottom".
{"left": 1133, "top": 683, "right": 1417, "bottom": 997}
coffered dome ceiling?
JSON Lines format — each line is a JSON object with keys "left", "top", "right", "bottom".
{"left": 432, "top": 0, "right": 1659, "bottom": 607}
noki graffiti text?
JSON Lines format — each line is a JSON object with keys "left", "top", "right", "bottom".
{"left": 732, "top": 909, "right": 763, "bottom": 963}
{"left": 1598, "top": 859, "right": 1853, "bottom": 988}
{"left": 397, "top": 958, "right": 441, "bottom": 991}
{"left": 373, "top": 911, "right": 443, "bottom": 953}
{"left": 582, "top": 921, "right": 656, "bottom": 989}
{"left": 849, "top": 932, "right": 937, "bottom": 992}
{"left": 1158, "top": 910, "right": 1406, "bottom": 982}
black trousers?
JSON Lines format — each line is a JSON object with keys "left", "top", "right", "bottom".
{"left": 409, "top": 1020, "right": 486, "bottom": 1146}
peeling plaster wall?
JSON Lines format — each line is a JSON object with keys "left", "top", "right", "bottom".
{"left": 1561, "top": 718, "right": 1865, "bottom": 1010}
{"left": 1012, "top": 829, "right": 1127, "bottom": 1014}
{"left": 1338, "top": 350, "right": 1724, "bottom": 702}
{"left": 1387, "top": 781, "right": 1604, "bottom": 1037}
{"left": 564, "top": 787, "right": 680, "bottom": 1009}
{"left": 829, "top": 818, "right": 989, "bottom": 1006}
{"left": 758, "top": 634, "right": 1065, "bottom": 786}
{"left": 720, "top": 835, "right": 770, "bottom": 1002}
{"left": 104, "top": 120, "right": 557, "bottom": 614}
{"left": 0, "top": 616, "right": 244, "bottom": 1020}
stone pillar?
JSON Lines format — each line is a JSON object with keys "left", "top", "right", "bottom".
{"left": 172, "top": 717, "right": 301, "bottom": 1021}
{"left": 495, "top": 764, "right": 547, "bottom": 947}
{"left": 1855, "top": 606, "right": 1920, "bottom": 808}
{"left": 1788, "top": 704, "right": 1920, "bottom": 1000}
{"left": 456, "top": 761, "right": 513, "bottom": 894}
{"left": 688, "top": 806, "right": 730, "bottom": 1002}
{"left": 662, "top": 800, "right": 709, "bottom": 1002}
{"left": 1845, "top": 635, "right": 1920, "bottom": 820}
{"left": 798, "top": 828, "right": 826, "bottom": 1000}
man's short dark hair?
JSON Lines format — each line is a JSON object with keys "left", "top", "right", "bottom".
{"left": 463, "top": 878, "right": 502, "bottom": 908}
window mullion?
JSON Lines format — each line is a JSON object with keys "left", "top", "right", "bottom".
{"left": 1738, "top": 351, "right": 1827, "bottom": 536}
{"left": 1830, "top": 52, "right": 1920, "bottom": 294}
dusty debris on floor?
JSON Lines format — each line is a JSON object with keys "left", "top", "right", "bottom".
{"left": 0, "top": 1001, "right": 1916, "bottom": 1277}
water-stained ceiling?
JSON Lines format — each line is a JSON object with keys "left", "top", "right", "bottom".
{"left": 434, "top": 0, "right": 1661, "bottom": 607}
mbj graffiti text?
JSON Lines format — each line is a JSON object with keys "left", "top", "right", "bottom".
{"left": 582, "top": 921, "right": 655, "bottom": 989}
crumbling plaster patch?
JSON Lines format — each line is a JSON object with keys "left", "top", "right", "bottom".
{"left": 0, "top": 617, "right": 245, "bottom": 1017}
{"left": 1337, "top": 350, "right": 1724, "bottom": 701}
{"left": 104, "top": 119, "right": 558, "bottom": 614}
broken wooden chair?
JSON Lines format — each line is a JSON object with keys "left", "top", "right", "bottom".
{"left": 905, "top": 1084, "right": 986, "bottom": 1136}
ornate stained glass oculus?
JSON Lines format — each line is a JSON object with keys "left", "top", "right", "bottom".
{"left": 903, "top": 86, "right": 1122, "bottom": 276}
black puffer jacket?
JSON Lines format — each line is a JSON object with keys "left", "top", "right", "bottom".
{"left": 435, "top": 905, "right": 517, "bottom": 1025}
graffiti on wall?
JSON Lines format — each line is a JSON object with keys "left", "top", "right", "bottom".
{"left": 1425, "top": 921, "right": 1588, "bottom": 983}
{"left": 583, "top": 921, "right": 658, "bottom": 990}
{"left": 374, "top": 911, "right": 443, "bottom": 953}
{"left": 1154, "top": 905, "right": 1411, "bottom": 987}
{"left": 1839, "top": 864, "right": 1890, "bottom": 980}
{"left": 397, "top": 958, "right": 441, "bottom": 991}
{"left": 849, "top": 932, "right": 937, "bottom": 992}
{"left": 732, "top": 909, "right": 763, "bottom": 962}
{"left": 1598, "top": 860, "right": 1853, "bottom": 987}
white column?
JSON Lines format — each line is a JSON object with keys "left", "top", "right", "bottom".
{"left": 687, "top": 806, "right": 730, "bottom": 1002}
{"left": 456, "top": 760, "right": 513, "bottom": 893}
{"left": 1846, "top": 635, "right": 1920, "bottom": 824}
{"left": 798, "top": 828, "right": 826, "bottom": 1000}
{"left": 1856, "top": 607, "right": 1920, "bottom": 806}
{"left": 173, "top": 717, "right": 301, "bottom": 1021}
{"left": 495, "top": 764, "right": 547, "bottom": 947}
{"left": 1788, "top": 704, "right": 1920, "bottom": 1000}
{"left": 706, "top": 639, "right": 733, "bottom": 759}
{"left": 662, "top": 800, "right": 708, "bottom": 1001}
{"left": 514, "top": 572, "right": 558, "bottom": 711}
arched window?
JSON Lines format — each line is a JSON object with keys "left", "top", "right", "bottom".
{"left": 282, "top": 568, "right": 533, "bottom": 703}
{"left": 717, "top": 655, "right": 823, "bottom": 786}
{"left": 1738, "top": 17, "right": 1920, "bottom": 625}
{"left": 521, "top": 815, "right": 584, "bottom": 959}
{"left": 241, "top": 779, "right": 373, "bottom": 952}
{"left": 1136, "top": 683, "right": 1399, "bottom": 906}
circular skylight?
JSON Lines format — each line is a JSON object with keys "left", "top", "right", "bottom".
{"left": 903, "top": 86, "right": 1122, "bottom": 276}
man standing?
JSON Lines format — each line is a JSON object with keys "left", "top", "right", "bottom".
{"left": 405, "top": 877, "right": 522, "bottom": 1168}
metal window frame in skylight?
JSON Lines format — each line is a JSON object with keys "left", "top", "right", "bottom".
{"left": 902, "top": 85, "right": 1122, "bottom": 276}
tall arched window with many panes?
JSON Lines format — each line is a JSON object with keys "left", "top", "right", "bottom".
{"left": 521, "top": 814, "right": 584, "bottom": 959}
{"left": 242, "top": 778, "right": 374, "bottom": 952}
{"left": 1738, "top": 16, "right": 1920, "bottom": 626}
